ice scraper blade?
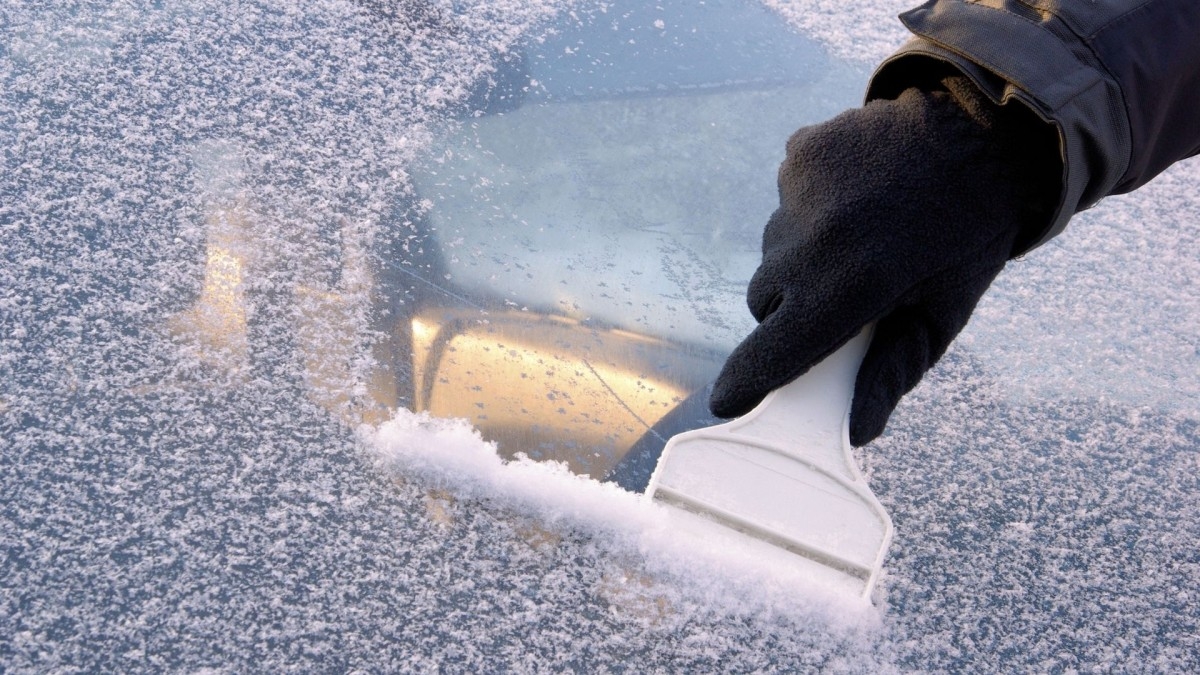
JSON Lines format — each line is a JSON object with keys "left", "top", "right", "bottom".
{"left": 645, "top": 326, "right": 892, "bottom": 601}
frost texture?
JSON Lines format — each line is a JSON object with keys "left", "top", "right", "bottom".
{"left": 765, "top": 0, "right": 912, "bottom": 64}
{"left": 3, "top": 0, "right": 1200, "bottom": 672}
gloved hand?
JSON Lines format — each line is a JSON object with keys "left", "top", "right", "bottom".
{"left": 710, "top": 76, "right": 1061, "bottom": 445}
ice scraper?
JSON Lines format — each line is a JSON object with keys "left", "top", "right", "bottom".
{"left": 645, "top": 326, "right": 892, "bottom": 601}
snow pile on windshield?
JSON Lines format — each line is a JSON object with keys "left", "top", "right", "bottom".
{"left": 365, "top": 408, "right": 888, "bottom": 621}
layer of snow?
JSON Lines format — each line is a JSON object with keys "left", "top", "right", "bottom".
{"left": 2, "top": 0, "right": 1198, "bottom": 671}
{"left": 765, "top": 0, "right": 912, "bottom": 64}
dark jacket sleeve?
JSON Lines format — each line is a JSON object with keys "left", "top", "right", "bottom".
{"left": 866, "top": 0, "right": 1200, "bottom": 255}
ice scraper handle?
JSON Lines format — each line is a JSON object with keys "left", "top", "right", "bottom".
{"left": 709, "top": 73, "right": 1062, "bottom": 445}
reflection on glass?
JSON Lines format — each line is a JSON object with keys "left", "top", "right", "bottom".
{"left": 169, "top": 204, "right": 252, "bottom": 375}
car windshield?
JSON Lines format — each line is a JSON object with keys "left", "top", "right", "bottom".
{"left": 3, "top": 0, "right": 1199, "bottom": 671}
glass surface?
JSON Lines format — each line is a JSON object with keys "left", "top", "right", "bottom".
{"left": 3, "top": 0, "right": 1198, "bottom": 671}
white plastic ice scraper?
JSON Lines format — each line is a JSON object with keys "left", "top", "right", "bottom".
{"left": 646, "top": 326, "right": 893, "bottom": 601}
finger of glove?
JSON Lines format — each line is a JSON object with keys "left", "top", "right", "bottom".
{"left": 709, "top": 315, "right": 798, "bottom": 418}
{"left": 745, "top": 261, "right": 785, "bottom": 323}
{"left": 711, "top": 288, "right": 879, "bottom": 418}
{"left": 847, "top": 309, "right": 940, "bottom": 446}
{"left": 746, "top": 209, "right": 804, "bottom": 322}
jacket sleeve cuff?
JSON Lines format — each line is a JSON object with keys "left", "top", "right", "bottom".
{"left": 864, "top": 3, "right": 1132, "bottom": 256}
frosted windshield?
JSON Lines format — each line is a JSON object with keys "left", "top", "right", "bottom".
{"left": 3, "top": 1, "right": 1198, "bottom": 672}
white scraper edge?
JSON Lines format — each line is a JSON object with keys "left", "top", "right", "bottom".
{"left": 645, "top": 326, "right": 893, "bottom": 602}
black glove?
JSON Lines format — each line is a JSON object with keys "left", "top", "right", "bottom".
{"left": 710, "top": 76, "right": 1060, "bottom": 445}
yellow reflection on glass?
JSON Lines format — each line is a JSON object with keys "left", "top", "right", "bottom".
{"left": 410, "top": 308, "right": 710, "bottom": 479}
{"left": 168, "top": 205, "right": 251, "bottom": 374}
